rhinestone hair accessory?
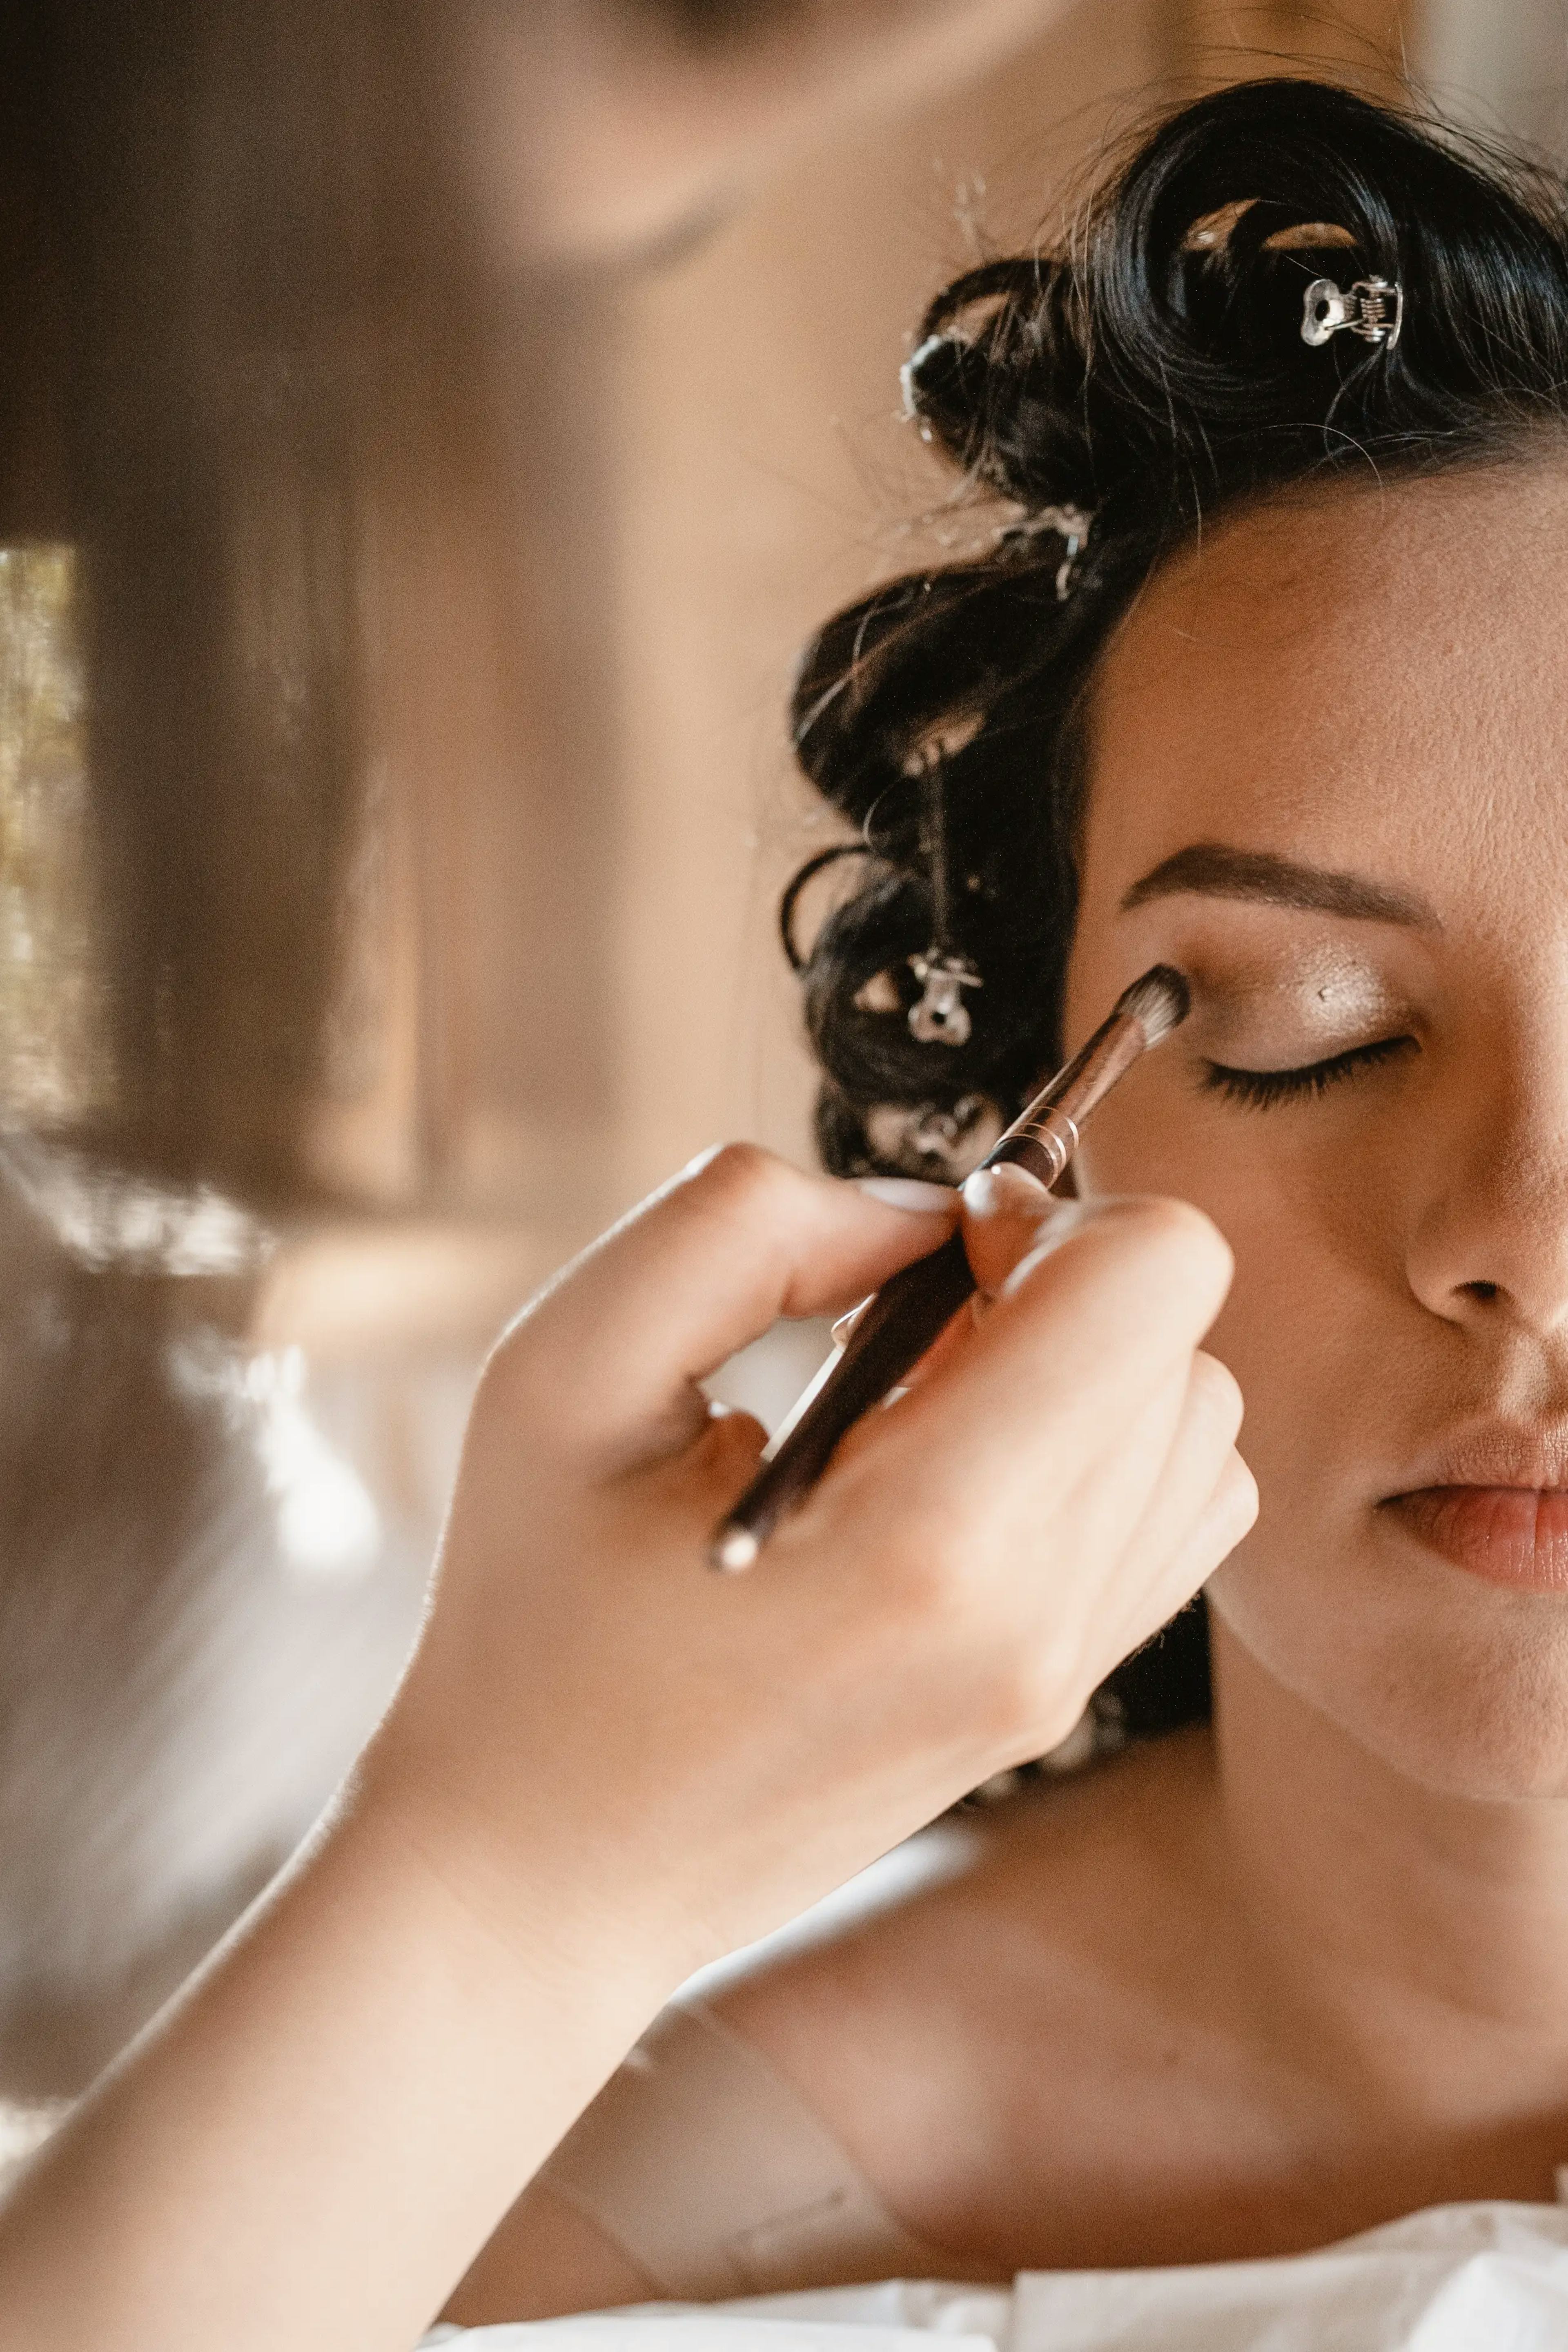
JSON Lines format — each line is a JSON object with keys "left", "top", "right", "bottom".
{"left": 904, "top": 745, "right": 981, "bottom": 1046}
{"left": 906, "top": 947, "right": 981, "bottom": 1043}
{"left": 863, "top": 1093, "right": 1004, "bottom": 1181}
{"left": 997, "top": 502, "right": 1094, "bottom": 600}
{"left": 1301, "top": 274, "right": 1403, "bottom": 350}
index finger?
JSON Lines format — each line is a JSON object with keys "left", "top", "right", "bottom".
{"left": 960, "top": 1161, "right": 1071, "bottom": 1296}
{"left": 874, "top": 1193, "right": 1235, "bottom": 1489}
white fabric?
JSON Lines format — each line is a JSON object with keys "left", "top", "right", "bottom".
{"left": 422, "top": 2200, "right": 1568, "bottom": 2349}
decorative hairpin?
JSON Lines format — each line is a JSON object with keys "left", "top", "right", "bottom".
{"left": 907, "top": 947, "right": 982, "bottom": 1044}
{"left": 905, "top": 745, "right": 981, "bottom": 1047}
{"left": 1301, "top": 274, "right": 1403, "bottom": 350}
{"left": 777, "top": 743, "right": 990, "bottom": 1049}
{"left": 864, "top": 1093, "right": 1005, "bottom": 1182}
{"left": 900, "top": 332, "right": 948, "bottom": 440}
{"left": 997, "top": 502, "right": 1094, "bottom": 600}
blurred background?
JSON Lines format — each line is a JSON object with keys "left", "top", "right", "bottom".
{"left": 0, "top": 0, "right": 1559, "bottom": 2163}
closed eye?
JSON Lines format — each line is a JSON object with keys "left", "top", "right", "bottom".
{"left": 1201, "top": 1032, "right": 1417, "bottom": 1110}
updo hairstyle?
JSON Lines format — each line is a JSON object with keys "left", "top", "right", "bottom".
{"left": 783, "top": 76, "right": 1568, "bottom": 1743}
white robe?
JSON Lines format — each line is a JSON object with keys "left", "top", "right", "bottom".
{"left": 422, "top": 2199, "right": 1568, "bottom": 2351}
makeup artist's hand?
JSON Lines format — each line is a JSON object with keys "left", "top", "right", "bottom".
{"left": 0, "top": 1146, "right": 1252, "bottom": 2352}
{"left": 368, "top": 1142, "right": 1254, "bottom": 1977}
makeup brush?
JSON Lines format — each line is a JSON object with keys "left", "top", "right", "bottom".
{"left": 710, "top": 964, "right": 1191, "bottom": 1571}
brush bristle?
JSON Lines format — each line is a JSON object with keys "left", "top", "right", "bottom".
{"left": 1116, "top": 963, "right": 1190, "bottom": 1048}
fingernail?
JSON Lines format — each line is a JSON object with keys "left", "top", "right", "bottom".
{"left": 962, "top": 1163, "right": 1056, "bottom": 1218}
{"left": 851, "top": 1176, "right": 958, "bottom": 1214}
{"left": 831, "top": 1298, "right": 872, "bottom": 1348}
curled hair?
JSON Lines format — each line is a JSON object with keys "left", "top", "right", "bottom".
{"left": 782, "top": 76, "right": 1568, "bottom": 1740}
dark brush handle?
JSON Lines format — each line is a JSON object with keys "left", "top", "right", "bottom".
{"left": 714, "top": 1228, "right": 977, "bottom": 1561}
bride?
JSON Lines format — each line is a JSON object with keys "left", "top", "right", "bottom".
{"left": 450, "top": 70, "right": 1568, "bottom": 2322}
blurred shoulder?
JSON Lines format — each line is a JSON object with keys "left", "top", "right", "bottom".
{"left": 446, "top": 1727, "right": 1220, "bottom": 2324}
{"left": 716, "top": 1722, "right": 1217, "bottom": 2040}
{"left": 708, "top": 1726, "right": 1220, "bottom": 2253}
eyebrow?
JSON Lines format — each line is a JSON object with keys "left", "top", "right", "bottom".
{"left": 1120, "top": 842, "right": 1440, "bottom": 928}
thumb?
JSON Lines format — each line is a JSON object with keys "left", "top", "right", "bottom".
{"left": 488, "top": 1146, "right": 958, "bottom": 1467}
{"left": 960, "top": 1160, "right": 1073, "bottom": 1296}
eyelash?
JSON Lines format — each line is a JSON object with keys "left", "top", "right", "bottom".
{"left": 1200, "top": 1033, "right": 1417, "bottom": 1110}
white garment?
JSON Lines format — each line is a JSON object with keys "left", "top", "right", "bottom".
{"left": 422, "top": 2200, "right": 1568, "bottom": 2349}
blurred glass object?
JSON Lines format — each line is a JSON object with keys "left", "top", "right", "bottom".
{"left": 183, "top": 1344, "right": 384, "bottom": 1585}
{"left": 0, "top": 1129, "right": 266, "bottom": 1278}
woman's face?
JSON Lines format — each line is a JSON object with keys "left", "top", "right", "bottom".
{"left": 1066, "top": 457, "right": 1568, "bottom": 1800}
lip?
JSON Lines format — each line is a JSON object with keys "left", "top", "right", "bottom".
{"left": 1380, "top": 1424, "right": 1568, "bottom": 1593}
{"left": 1382, "top": 1487, "right": 1568, "bottom": 1591}
{"left": 1389, "top": 1423, "right": 1568, "bottom": 1495}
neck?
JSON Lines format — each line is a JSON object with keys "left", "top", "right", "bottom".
{"left": 1209, "top": 1616, "right": 1568, "bottom": 2126}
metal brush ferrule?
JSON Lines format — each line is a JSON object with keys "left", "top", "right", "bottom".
{"left": 995, "top": 1108, "right": 1079, "bottom": 1189}
{"left": 985, "top": 1010, "right": 1150, "bottom": 1191}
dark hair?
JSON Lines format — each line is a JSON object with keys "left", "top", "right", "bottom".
{"left": 783, "top": 76, "right": 1568, "bottom": 1742}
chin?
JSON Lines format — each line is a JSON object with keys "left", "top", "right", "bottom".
{"left": 1209, "top": 1527, "right": 1568, "bottom": 1803}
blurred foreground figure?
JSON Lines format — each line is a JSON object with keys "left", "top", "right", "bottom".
{"left": 0, "top": 0, "right": 1058, "bottom": 2113}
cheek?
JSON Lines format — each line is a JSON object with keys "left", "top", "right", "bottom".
{"left": 1071, "top": 1076, "right": 1406, "bottom": 1496}
{"left": 1074, "top": 1074, "right": 1354, "bottom": 1320}
{"left": 1076, "top": 1080, "right": 1568, "bottom": 1796}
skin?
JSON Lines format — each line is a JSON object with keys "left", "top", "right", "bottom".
{"left": 449, "top": 455, "right": 1568, "bottom": 2319}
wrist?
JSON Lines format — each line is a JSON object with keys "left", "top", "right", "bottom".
{"left": 343, "top": 1732, "right": 706, "bottom": 2031}
{"left": 0, "top": 1743, "right": 699, "bottom": 2352}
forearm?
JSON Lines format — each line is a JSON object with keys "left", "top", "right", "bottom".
{"left": 0, "top": 1783, "right": 686, "bottom": 2352}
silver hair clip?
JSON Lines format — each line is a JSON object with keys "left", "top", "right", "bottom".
{"left": 904, "top": 746, "right": 983, "bottom": 1047}
{"left": 907, "top": 949, "right": 982, "bottom": 1045}
{"left": 1301, "top": 274, "right": 1403, "bottom": 350}
{"left": 997, "top": 503, "right": 1094, "bottom": 600}
{"left": 864, "top": 1093, "right": 1005, "bottom": 1182}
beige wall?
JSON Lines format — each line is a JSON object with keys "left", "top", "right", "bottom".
{"left": 259, "top": 4, "right": 1198, "bottom": 1391}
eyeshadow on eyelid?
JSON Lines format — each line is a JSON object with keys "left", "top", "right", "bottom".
{"left": 1179, "top": 960, "right": 1404, "bottom": 1061}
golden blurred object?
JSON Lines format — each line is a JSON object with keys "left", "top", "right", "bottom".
{"left": 0, "top": 546, "right": 109, "bottom": 1130}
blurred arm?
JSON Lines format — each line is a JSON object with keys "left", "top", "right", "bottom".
{"left": 468, "top": 0, "right": 1071, "bottom": 264}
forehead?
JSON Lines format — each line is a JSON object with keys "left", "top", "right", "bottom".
{"left": 1078, "top": 455, "right": 1568, "bottom": 930}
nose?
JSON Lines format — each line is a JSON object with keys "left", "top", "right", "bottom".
{"left": 1405, "top": 1061, "right": 1568, "bottom": 1339}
